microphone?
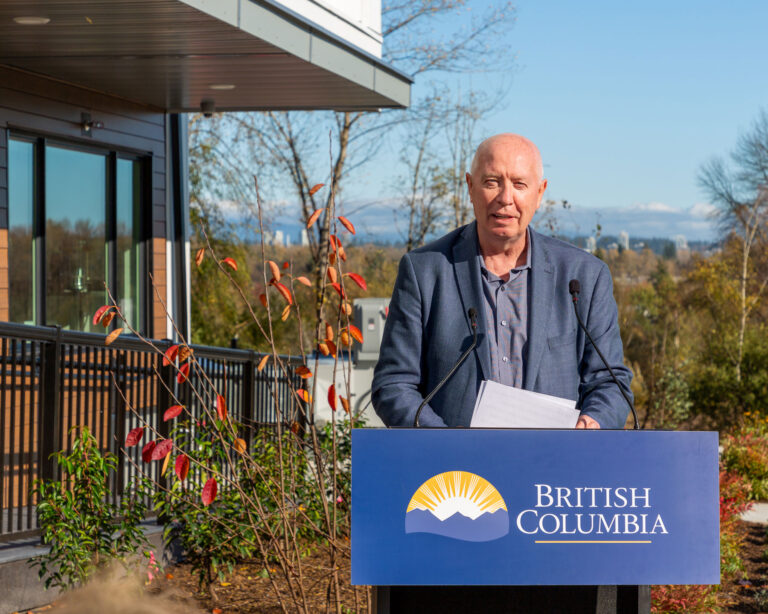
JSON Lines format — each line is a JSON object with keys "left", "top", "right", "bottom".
{"left": 413, "top": 308, "right": 479, "bottom": 427}
{"left": 568, "top": 280, "right": 639, "bottom": 430}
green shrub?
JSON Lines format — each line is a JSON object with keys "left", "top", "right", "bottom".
{"left": 155, "top": 418, "right": 256, "bottom": 588}
{"left": 156, "top": 416, "right": 359, "bottom": 589}
{"left": 721, "top": 415, "right": 768, "bottom": 500}
{"left": 30, "top": 426, "right": 152, "bottom": 590}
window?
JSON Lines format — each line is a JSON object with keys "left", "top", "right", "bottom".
{"left": 7, "top": 136, "right": 148, "bottom": 333}
{"left": 8, "top": 139, "right": 35, "bottom": 324}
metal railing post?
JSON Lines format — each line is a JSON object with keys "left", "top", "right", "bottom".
{"left": 242, "top": 351, "right": 256, "bottom": 448}
{"left": 39, "top": 326, "right": 62, "bottom": 484}
{"left": 114, "top": 350, "right": 128, "bottom": 497}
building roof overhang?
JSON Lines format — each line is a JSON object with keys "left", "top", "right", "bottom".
{"left": 0, "top": 0, "right": 412, "bottom": 112}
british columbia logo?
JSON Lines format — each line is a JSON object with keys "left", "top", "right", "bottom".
{"left": 405, "top": 471, "right": 509, "bottom": 542}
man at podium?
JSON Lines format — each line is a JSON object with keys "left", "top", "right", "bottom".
{"left": 372, "top": 133, "right": 632, "bottom": 430}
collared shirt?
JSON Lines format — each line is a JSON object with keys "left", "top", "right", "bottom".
{"left": 477, "top": 228, "right": 531, "bottom": 388}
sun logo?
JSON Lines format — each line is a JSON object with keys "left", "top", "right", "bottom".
{"left": 405, "top": 471, "right": 510, "bottom": 542}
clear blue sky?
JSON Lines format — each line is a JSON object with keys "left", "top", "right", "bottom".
{"left": 346, "top": 0, "right": 768, "bottom": 234}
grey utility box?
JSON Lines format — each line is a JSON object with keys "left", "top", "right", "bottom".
{"left": 353, "top": 297, "right": 390, "bottom": 364}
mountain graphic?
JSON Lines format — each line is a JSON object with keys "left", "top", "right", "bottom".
{"left": 405, "top": 508, "right": 509, "bottom": 542}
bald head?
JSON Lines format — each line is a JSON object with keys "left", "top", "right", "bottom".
{"left": 465, "top": 132, "right": 548, "bottom": 252}
{"left": 470, "top": 134, "right": 544, "bottom": 182}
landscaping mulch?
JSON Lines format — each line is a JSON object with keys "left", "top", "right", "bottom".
{"left": 154, "top": 548, "right": 370, "bottom": 614}
{"left": 720, "top": 521, "right": 768, "bottom": 613}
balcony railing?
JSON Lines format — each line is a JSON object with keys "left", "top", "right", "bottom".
{"left": 0, "top": 322, "right": 301, "bottom": 542}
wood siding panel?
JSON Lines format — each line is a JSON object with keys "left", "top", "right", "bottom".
{"left": 0, "top": 229, "right": 7, "bottom": 321}
{"left": 152, "top": 237, "right": 168, "bottom": 338}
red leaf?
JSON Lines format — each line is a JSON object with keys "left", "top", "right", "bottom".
{"left": 105, "top": 327, "right": 123, "bottom": 346}
{"left": 328, "top": 384, "right": 337, "bottom": 411}
{"left": 259, "top": 293, "right": 268, "bottom": 308}
{"left": 101, "top": 311, "right": 116, "bottom": 327}
{"left": 222, "top": 257, "right": 238, "bottom": 271}
{"left": 175, "top": 454, "right": 190, "bottom": 481}
{"left": 178, "top": 346, "right": 193, "bottom": 362}
{"left": 329, "top": 234, "right": 341, "bottom": 251}
{"left": 348, "top": 324, "right": 364, "bottom": 344}
{"left": 93, "top": 305, "right": 113, "bottom": 326}
{"left": 338, "top": 216, "right": 355, "bottom": 234}
{"left": 163, "top": 405, "right": 184, "bottom": 421}
{"left": 177, "top": 362, "right": 190, "bottom": 383}
{"left": 125, "top": 427, "right": 144, "bottom": 447}
{"left": 340, "top": 396, "right": 350, "bottom": 413}
{"left": 151, "top": 438, "right": 173, "bottom": 461}
{"left": 297, "top": 389, "right": 311, "bottom": 402}
{"left": 330, "top": 282, "right": 346, "bottom": 299}
{"left": 202, "top": 477, "right": 217, "bottom": 506}
{"left": 268, "top": 260, "right": 281, "bottom": 282}
{"left": 282, "top": 261, "right": 290, "bottom": 269}
{"left": 195, "top": 247, "right": 205, "bottom": 267}
{"left": 295, "top": 276, "right": 312, "bottom": 287}
{"left": 273, "top": 281, "right": 293, "bottom": 305}
{"left": 233, "top": 438, "right": 247, "bottom": 454}
{"left": 257, "top": 354, "right": 270, "bottom": 372}
{"left": 163, "top": 344, "right": 179, "bottom": 367}
{"left": 216, "top": 394, "right": 227, "bottom": 421}
{"left": 308, "top": 183, "right": 324, "bottom": 196}
{"left": 347, "top": 272, "right": 367, "bottom": 291}
{"left": 307, "top": 208, "right": 324, "bottom": 229}
{"left": 326, "top": 340, "right": 337, "bottom": 356}
{"left": 295, "top": 366, "right": 312, "bottom": 379}
{"left": 142, "top": 441, "right": 156, "bottom": 463}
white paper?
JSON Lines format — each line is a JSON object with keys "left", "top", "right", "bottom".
{"left": 470, "top": 380, "right": 580, "bottom": 428}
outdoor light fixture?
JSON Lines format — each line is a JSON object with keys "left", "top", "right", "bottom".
{"left": 80, "top": 112, "right": 104, "bottom": 137}
{"left": 209, "top": 84, "right": 236, "bottom": 90}
{"left": 201, "top": 99, "right": 216, "bottom": 118}
{"left": 13, "top": 16, "right": 51, "bottom": 25}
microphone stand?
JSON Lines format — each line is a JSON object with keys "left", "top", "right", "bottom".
{"left": 413, "top": 308, "right": 478, "bottom": 427}
{"left": 569, "top": 280, "right": 639, "bottom": 430}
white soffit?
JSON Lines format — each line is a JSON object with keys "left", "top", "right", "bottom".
{"left": 0, "top": 0, "right": 411, "bottom": 111}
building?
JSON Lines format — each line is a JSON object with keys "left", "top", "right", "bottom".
{"left": 585, "top": 236, "right": 597, "bottom": 253}
{"left": 619, "top": 231, "right": 629, "bottom": 251}
{"left": 0, "top": 0, "right": 411, "bottom": 341}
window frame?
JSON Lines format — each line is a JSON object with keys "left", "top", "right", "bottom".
{"left": 7, "top": 131, "right": 151, "bottom": 334}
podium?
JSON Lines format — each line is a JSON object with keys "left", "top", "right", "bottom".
{"left": 351, "top": 429, "right": 719, "bottom": 614}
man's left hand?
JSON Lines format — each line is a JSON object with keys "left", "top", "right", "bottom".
{"left": 575, "top": 415, "right": 600, "bottom": 429}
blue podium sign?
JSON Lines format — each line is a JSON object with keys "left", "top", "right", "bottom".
{"left": 351, "top": 429, "right": 719, "bottom": 586}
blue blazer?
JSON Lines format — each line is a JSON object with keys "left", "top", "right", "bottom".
{"left": 371, "top": 223, "right": 632, "bottom": 429}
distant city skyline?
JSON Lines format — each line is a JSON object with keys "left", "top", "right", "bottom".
{"left": 263, "top": 197, "right": 718, "bottom": 245}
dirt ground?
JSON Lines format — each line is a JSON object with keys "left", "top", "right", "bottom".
{"left": 720, "top": 522, "right": 768, "bottom": 614}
